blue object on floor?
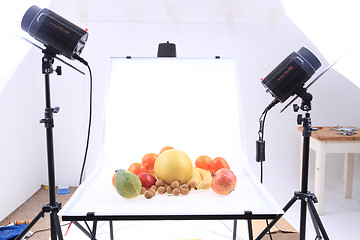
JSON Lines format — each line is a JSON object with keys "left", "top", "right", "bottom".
{"left": 58, "top": 185, "right": 70, "bottom": 194}
{"left": 0, "top": 224, "right": 28, "bottom": 240}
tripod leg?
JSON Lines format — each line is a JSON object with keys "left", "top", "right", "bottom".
{"left": 299, "top": 200, "right": 307, "bottom": 240}
{"left": 14, "top": 209, "right": 45, "bottom": 240}
{"left": 50, "top": 212, "right": 56, "bottom": 239}
{"left": 308, "top": 203, "right": 322, "bottom": 238}
{"left": 255, "top": 194, "right": 297, "bottom": 240}
{"left": 307, "top": 198, "right": 330, "bottom": 240}
{"left": 51, "top": 211, "right": 64, "bottom": 240}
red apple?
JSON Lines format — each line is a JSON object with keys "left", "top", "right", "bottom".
{"left": 137, "top": 173, "right": 157, "bottom": 189}
{"left": 211, "top": 168, "right": 237, "bottom": 195}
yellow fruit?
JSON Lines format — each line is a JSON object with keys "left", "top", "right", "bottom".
{"left": 196, "top": 167, "right": 212, "bottom": 190}
{"left": 187, "top": 168, "right": 202, "bottom": 188}
{"left": 154, "top": 149, "right": 193, "bottom": 185}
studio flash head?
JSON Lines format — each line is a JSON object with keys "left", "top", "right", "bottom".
{"left": 21, "top": 5, "right": 88, "bottom": 60}
{"left": 261, "top": 47, "right": 321, "bottom": 103}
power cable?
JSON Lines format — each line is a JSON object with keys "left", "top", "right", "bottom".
{"left": 74, "top": 56, "right": 93, "bottom": 185}
{"left": 256, "top": 99, "right": 278, "bottom": 240}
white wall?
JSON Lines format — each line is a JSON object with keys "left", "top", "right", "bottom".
{"left": 1, "top": 0, "right": 360, "bottom": 221}
{"left": 0, "top": 50, "right": 43, "bottom": 220}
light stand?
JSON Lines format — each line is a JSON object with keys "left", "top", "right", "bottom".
{"left": 256, "top": 88, "right": 329, "bottom": 240}
{"left": 15, "top": 48, "right": 64, "bottom": 240}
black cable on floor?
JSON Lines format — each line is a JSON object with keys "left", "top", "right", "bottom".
{"left": 26, "top": 223, "right": 70, "bottom": 239}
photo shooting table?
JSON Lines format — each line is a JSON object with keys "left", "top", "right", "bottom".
{"left": 59, "top": 58, "right": 283, "bottom": 239}
{"left": 299, "top": 126, "right": 360, "bottom": 215}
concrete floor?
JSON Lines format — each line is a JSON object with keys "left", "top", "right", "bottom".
{"left": 0, "top": 186, "right": 76, "bottom": 240}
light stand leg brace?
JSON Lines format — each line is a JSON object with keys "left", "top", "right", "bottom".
{"left": 256, "top": 91, "right": 329, "bottom": 240}
{"left": 15, "top": 48, "right": 63, "bottom": 240}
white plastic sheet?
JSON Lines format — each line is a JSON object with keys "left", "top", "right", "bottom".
{"left": 59, "top": 58, "right": 282, "bottom": 219}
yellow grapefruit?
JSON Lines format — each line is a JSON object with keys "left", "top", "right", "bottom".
{"left": 154, "top": 149, "right": 193, "bottom": 185}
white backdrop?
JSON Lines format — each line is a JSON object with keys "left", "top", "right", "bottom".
{"left": 101, "top": 58, "right": 247, "bottom": 173}
{"left": 58, "top": 58, "right": 283, "bottom": 222}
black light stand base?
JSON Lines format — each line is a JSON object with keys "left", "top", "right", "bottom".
{"left": 15, "top": 48, "right": 64, "bottom": 240}
{"left": 15, "top": 203, "right": 63, "bottom": 240}
{"left": 256, "top": 190, "right": 329, "bottom": 240}
{"left": 256, "top": 91, "right": 329, "bottom": 240}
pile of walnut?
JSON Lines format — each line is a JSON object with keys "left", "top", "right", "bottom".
{"left": 140, "top": 179, "right": 191, "bottom": 199}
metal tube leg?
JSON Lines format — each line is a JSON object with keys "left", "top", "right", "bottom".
{"left": 314, "top": 140, "right": 326, "bottom": 215}
{"left": 247, "top": 219, "right": 253, "bottom": 240}
{"left": 110, "top": 221, "right": 114, "bottom": 240}
{"left": 299, "top": 200, "right": 307, "bottom": 240}
{"left": 14, "top": 209, "right": 45, "bottom": 240}
{"left": 308, "top": 202, "right": 322, "bottom": 237}
{"left": 52, "top": 211, "right": 64, "bottom": 240}
{"left": 50, "top": 212, "right": 56, "bottom": 240}
{"left": 307, "top": 198, "right": 330, "bottom": 240}
{"left": 256, "top": 194, "right": 297, "bottom": 240}
{"left": 91, "top": 221, "right": 97, "bottom": 240}
{"left": 73, "top": 221, "right": 93, "bottom": 239}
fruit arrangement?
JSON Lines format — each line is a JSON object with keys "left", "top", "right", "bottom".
{"left": 112, "top": 146, "right": 237, "bottom": 199}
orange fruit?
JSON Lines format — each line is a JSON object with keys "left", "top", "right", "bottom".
{"left": 195, "top": 155, "right": 212, "bottom": 171}
{"left": 128, "top": 162, "right": 147, "bottom": 175}
{"left": 159, "top": 146, "right": 174, "bottom": 154}
{"left": 210, "top": 157, "right": 230, "bottom": 174}
{"left": 112, "top": 171, "right": 117, "bottom": 187}
{"left": 142, "top": 153, "right": 158, "bottom": 173}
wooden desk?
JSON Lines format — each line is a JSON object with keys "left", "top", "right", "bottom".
{"left": 298, "top": 126, "right": 360, "bottom": 215}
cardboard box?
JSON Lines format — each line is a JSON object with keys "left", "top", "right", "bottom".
{"left": 252, "top": 217, "right": 299, "bottom": 240}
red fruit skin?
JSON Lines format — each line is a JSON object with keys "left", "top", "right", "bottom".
{"left": 137, "top": 173, "right": 157, "bottom": 189}
{"left": 211, "top": 168, "right": 237, "bottom": 195}
{"left": 210, "top": 157, "right": 230, "bottom": 174}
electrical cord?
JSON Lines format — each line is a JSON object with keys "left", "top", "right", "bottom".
{"left": 258, "top": 107, "right": 269, "bottom": 184}
{"left": 79, "top": 64, "right": 92, "bottom": 185}
{"left": 26, "top": 223, "right": 70, "bottom": 239}
{"left": 257, "top": 98, "right": 278, "bottom": 182}
{"left": 257, "top": 98, "right": 279, "bottom": 240}
{"left": 74, "top": 55, "right": 93, "bottom": 185}
{"left": 258, "top": 107, "right": 274, "bottom": 240}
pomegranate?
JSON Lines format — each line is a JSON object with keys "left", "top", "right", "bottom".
{"left": 211, "top": 168, "right": 237, "bottom": 195}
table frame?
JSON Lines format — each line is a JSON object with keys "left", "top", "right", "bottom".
{"left": 61, "top": 212, "right": 282, "bottom": 240}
